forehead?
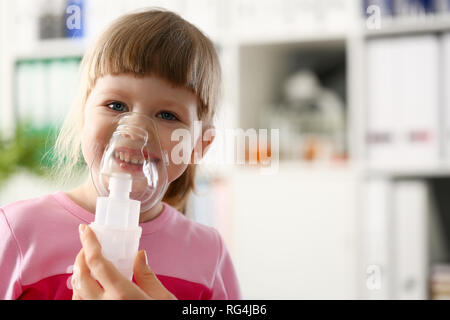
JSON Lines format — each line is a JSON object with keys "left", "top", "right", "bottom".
{"left": 92, "top": 73, "right": 198, "bottom": 110}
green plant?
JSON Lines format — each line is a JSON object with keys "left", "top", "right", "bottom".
{"left": 0, "top": 121, "right": 58, "bottom": 187}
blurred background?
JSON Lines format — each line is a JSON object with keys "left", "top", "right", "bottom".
{"left": 2, "top": 0, "right": 450, "bottom": 299}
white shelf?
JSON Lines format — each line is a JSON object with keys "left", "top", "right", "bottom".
{"left": 364, "top": 14, "right": 450, "bottom": 38}
{"left": 246, "top": 162, "right": 450, "bottom": 179}
{"left": 13, "top": 38, "right": 86, "bottom": 61}
{"left": 365, "top": 165, "right": 450, "bottom": 178}
{"left": 236, "top": 31, "right": 347, "bottom": 47}
{"left": 233, "top": 159, "right": 360, "bottom": 172}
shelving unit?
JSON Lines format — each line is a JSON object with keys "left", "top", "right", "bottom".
{"left": 357, "top": 6, "right": 450, "bottom": 300}
{"left": 364, "top": 14, "right": 450, "bottom": 38}
{"left": 206, "top": 2, "right": 450, "bottom": 300}
{"left": 2, "top": 0, "right": 450, "bottom": 299}
{"left": 13, "top": 38, "right": 86, "bottom": 61}
{"left": 215, "top": 0, "right": 365, "bottom": 300}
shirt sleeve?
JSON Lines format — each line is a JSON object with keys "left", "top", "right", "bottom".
{"left": 0, "top": 208, "right": 23, "bottom": 300}
{"left": 210, "top": 229, "right": 242, "bottom": 300}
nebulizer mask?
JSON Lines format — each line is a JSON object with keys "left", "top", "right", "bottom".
{"left": 88, "top": 112, "right": 169, "bottom": 280}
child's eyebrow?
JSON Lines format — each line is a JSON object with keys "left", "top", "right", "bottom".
{"left": 153, "top": 99, "right": 189, "bottom": 110}
{"left": 96, "top": 88, "right": 130, "bottom": 99}
{"left": 96, "top": 89, "right": 191, "bottom": 111}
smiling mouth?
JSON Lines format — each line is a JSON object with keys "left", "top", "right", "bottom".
{"left": 112, "top": 147, "right": 160, "bottom": 168}
{"left": 114, "top": 150, "right": 145, "bottom": 165}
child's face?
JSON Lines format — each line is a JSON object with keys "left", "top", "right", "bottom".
{"left": 81, "top": 73, "right": 203, "bottom": 185}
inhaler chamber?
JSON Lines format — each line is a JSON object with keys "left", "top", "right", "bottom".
{"left": 91, "top": 112, "right": 169, "bottom": 212}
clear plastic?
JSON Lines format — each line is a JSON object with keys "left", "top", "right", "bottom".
{"left": 90, "top": 112, "right": 169, "bottom": 212}
{"left": 88, "top": 112, "right": 170, "bottom": 279}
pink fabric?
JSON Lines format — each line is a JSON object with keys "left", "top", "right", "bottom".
{"left": 0, "top": 192, "right": 241, "bottom": 300}
{"left": 18, "top": 274, "right": 212, "bottom": 300}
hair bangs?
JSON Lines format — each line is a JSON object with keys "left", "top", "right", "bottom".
{"left": 84, "top": 9, "right": 220, "bottom": 121}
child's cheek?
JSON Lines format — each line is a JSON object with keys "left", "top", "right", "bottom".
{"left": 161, "top": 135, "right": 192, "bottom": 183}
{"left": 166, "top": 162, "right": 189, "bottom": 183}
{"left": 81, "top": 117, "right": 116, "bottom": 166}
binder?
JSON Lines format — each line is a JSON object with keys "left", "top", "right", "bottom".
{"left": 441, "top": 33, "right": 450, "bottom": 162}
{"left": 366, "top": 38, "right": 399, "bottom": 168}
{"left": 48, "top": 59, "right": 64, "bottom": 125}
{"left": 32, "top": 61, "right": 48, "bottom": 128}
{"left": 392, "top": 180, "right": 428, "bottom": 299}
{"left": 15, "top": 62, "right": 31, "bottom": 122}
{"left": 397, "top": 36, "right": 440, "bottom": 167}
{"left": 60, "top": 58, "right": 79, "bottom": 125}
{"left": 362, "top": 178, "right": 429, "bottom": 299}
{"left": 362, "top": 178, "right": 393, "bottom": 299}
{"left": 366, "top": 35, "right": 440, "bottom": 169}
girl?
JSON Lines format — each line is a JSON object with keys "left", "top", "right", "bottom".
{"left": 0, "top": 8, "right": 241, "bottom": 300}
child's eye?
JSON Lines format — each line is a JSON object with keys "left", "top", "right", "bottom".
{"left": 157, "top": 111, "right": 178, "bottom": 121}
{"left": 107, "top": 101, "right": 128, "bottom": 112}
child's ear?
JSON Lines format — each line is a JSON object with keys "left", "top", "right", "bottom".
{"left": 191, "top": 126, "right": 215, "bottom": 164}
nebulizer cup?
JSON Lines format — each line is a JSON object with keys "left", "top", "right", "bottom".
{"left": 89, "top": 112, "right": 169, "bottom": 280}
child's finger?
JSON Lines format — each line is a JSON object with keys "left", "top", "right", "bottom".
{"left": 133, "top": 250, "right": 177, "bottom": 300}
{"left": 72, "top": 292, "right": 81, "bottom": 300}
{"left": 73, "top": 249, "right": 103, "bottom": 299}
{"left": 78, "top": 224, "right": 131, "bottom": 294}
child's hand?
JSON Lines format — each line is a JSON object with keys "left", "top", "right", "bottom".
{"left": 71, "top": 224, "right": 177, "bottom": 300}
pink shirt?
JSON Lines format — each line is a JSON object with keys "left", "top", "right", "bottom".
{"left": 0, "top": 192, "right": 241, "bottom": 300}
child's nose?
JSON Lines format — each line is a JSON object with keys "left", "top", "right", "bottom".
{"left": 115, "top": 112, "right": 159, "bottom": 143}
{"left": 120, "top": 129, "right": 148, "bottom": 144}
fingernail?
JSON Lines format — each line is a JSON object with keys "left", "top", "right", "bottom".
{"left": 79, "top": 224, "right": 86, "bottom": 235}
{"left": 71, "top": 267, "right": 81, "bottom": 290}
{"left": 142, "top": 250, "right": 148, "bottom": 265}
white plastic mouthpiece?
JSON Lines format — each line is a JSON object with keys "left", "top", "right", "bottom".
{"left": 90, "top": 173, "right": 142, "bottom": 280}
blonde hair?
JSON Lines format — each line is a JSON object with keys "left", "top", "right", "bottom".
{"left": 53, "top": 8, "right": 222, "bottom": 211}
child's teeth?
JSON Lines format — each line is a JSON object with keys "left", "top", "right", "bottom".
{"left": 115, "top": 151, "right": 142, "bottom": 164}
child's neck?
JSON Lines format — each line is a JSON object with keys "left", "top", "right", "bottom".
{"left": 65, "top": 178, "right": 164, "bottom": 223}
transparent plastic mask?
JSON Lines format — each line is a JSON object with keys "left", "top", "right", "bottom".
{"left": 90, "top": 112, "right": 169, "bottom": 212}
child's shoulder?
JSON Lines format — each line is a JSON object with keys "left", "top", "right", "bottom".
{"left": 0, "top": 192, "right": 64, "bottom": 228}
{"left": 1, "top": 193, "right": 59, "bottom": 214}
{"left": 163, "top": 203, "right": 223, "bottom": 245}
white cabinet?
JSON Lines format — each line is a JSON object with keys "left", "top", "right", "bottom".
{"left": 230, "top": 164, "right": 360, "bottom": 299}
